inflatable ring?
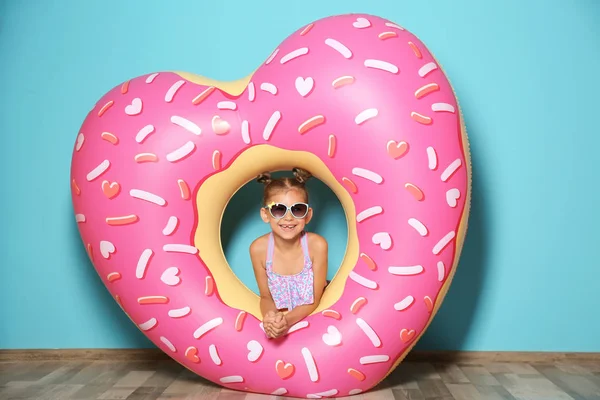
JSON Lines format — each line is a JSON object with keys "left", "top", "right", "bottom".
{"left": 71, "top": 13, "right": 471, "bottom": 398}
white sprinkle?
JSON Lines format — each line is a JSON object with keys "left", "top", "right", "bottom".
{"left": 163, "top": 244, "right": 198, "bottom": 254}
{"left": 145, "top": 73, "right": 159, "bottom": 83}
{"left": 301, "top": 347, "right": 319, "bottom": 382}
{"left": 394, "top": 296, "right": 415, "bottom": 311}
{"left": 432, "top": 103, "right": 456, "bottom": 113}
{"left": 209, "top": 344, "right": 221, "bottom": 365}
{"left": 162, "top": 216, "right": 178, "bottom": 236}
{"left": 168, "top": 306, "right": 191, "bottom": 318}
{"left": 193, "top": 317, "right": 223, "bottom": 339}
{"left": 166, "top": 141, "right": 196, "bottom": 163}
{"left": 355, "top": 108, "right": 378, "bottom": 124}
{"left": 171, "top": 115, "right": 201, "bottom": 136}
{"left": 86, "top": 160, "right": 110, "bottom": 181}
{"left": 308, "top": 390, "right": 339, "bottom": 398}
{"left": 349, "top": 389, "right": 363, "bottom": 395}
{"left": 446, "top": 188, "right": 460, "bottom": 207}
{"left": 360, "top": 355, "right": 390, "bottom": 365}
{"left": 160, "top": 336, "right": 176, "bottom": 352}
{"left": 349, "top": 271, "right": 378, "bottom": 290}
{"left": 75, "top": 133, "right": 84, "bottom": 151}
{"left": 356, "top": 318, "right": 381, "bottom": 347}
{"left": 248, "top": 82, "right": 255, "bottom": 101}
{"left": 260, "top": 82, "right": 278, "bottom": 95}
{"left": 364, "top": 59, "right": 399, "bottom": 74}
{"left": 220, "top": 376, "right": 243, "bottom": 384}
{"left": 135, "top": 124, "right": 155, "bottom": 143}
{"left": 217, "top": 101, "right": 237, "bottom": 110}
{"left": 325, "top": 38, "right": 352, "bottom": 59}
{"left": 75, "top": 214, "right": 86, "bottom": 223}
{"left": 437, "top": 261, "right": 446, "bottom": 281}
{"left": 263, "top": 110, "right": 282, "bottom": 141}
{"left": 288, "top": 321, "right": 309, "bottom": 334}
{"left": 352, "top": 167, "right": 383, "bottom": 184}
{"left": 427, "top": 146, "right": 438, "bottom": 170}
{"left": 356, "top": 206, "right": 383, "bottom": 222}
{"left": 241, "top": 120, "right": 250, "bottom": 144}
{"left": 139, "top": 318, "right": 157, "bottom": 331}
{"left": 280, "top": 47, "right": 309, "bottom": 64}
{"left": 165, "top": 80, "right": 185, "bottom": 102}
{"left": 433, "top": 231, "right": 456, "bottom": 255}
{"left": 389, "top": 265, "right": 424, "bottom": 276}
{"left": 136, "top": 249, "right": 154, "bottom": 279}
{"left": 385, "top": 22, "right": 404, "bottom": 30}
{"left": 129, "top": 189, "right": 166, "bottom": 206}
{"left": 441, "top": 159, "right": 462, "bottom": 182}
{"left": 271, "top": 388, "right": 288, "bottom": 396}
{"left": 408, "top": 218, "right": 428, "bottom": 236}
{"left": 418, "top": 62, "right": 438, "bottom": 77}
{"left": 265, "top": 48, "right": 279, "bottom": 65}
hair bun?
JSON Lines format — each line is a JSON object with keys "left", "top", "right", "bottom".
{"left": 256, "top": 172, "right": 272, "bottom": 185}
{"left": 292, "top": 167, "right": 312, "bottom": 184}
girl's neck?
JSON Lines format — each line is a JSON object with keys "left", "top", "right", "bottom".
{"left": 272, "top": 231, "right": 303, "bottom": 252}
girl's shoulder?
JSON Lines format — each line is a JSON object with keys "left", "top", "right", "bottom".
{"left": 306, "top": 232, "right": 328, "bottom": 255}
{"left": 249, "top": 233, "right": 270, "bottom": 257}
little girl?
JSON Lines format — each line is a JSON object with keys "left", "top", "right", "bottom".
{"left": 249, "top": 168, "right": 329, "bottom": 339}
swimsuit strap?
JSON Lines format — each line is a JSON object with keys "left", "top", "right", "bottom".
{"left": 266, "top": 233, "right": 275, "bottom": 271}
{"left": 301, "top": 232, "right": 311, "bottom": 262}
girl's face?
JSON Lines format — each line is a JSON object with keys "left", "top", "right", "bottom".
{"left": 260, "top": 188, "right": 312, "bottom": 240}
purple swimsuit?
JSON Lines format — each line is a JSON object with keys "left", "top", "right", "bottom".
{"left": 266, "top": 232, "right": 314, "bottom": 311}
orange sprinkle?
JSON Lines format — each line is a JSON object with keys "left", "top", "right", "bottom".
{"left": 328, "top": 134, "right": 337, "bottom": 158}
{"left": 348, "top": 368, "right": 366, "bottom": 381}
{"left": 415, "top": 83, "right": 440, "bottom": 99}
{"left": 298, "top": 115, "right": 326, "bottom": 135}
{"left": 185, "top": 346, "right": 200, "bottom": 363}
{"left": 378, "top": 31, "right": 397, "bottom": 40}
{"left": 341, "top": 177, "right": 358, "bottom": 194}
{"left": 322, "top": 309, "right": 341, "bottom": 320}
{"left": 115, "top": 295, "right": 123, "bottom": 308}
{"left": 134, "top": 153, "right": 158, "bottom": 163}
{"left": 235, "top": 311, "right": 247, "bottom": 331}
{"left": 359, "top": 253, "right": 377, "bottom": 271}
{"left": 178, "top": 179, "right": 190, "bottom": 200}
{"left": 424, "top": 296, "right": 434, "bottom": 313}
{"left": 98, "top": 100, "right": 114, "bottom": 117}
{"left": 405, "top": 183, "right": 425, "bottom": 201}
{"left": 350, "top": 297, "right": 367, "bottom": 314}
{"left": 408, "top": 41, "right": 422, "bottom": 58}
{"left": 121, "top": 80, "right": 130, "bottom": 94}
{"left": 106, "top": 215, "right": 139, "bottom": 226}
{"left": 205, "top": 276, "right": 214, "bottom": 296}
{"left": 101, "top": 131, "right": 119, "bottom": 145}
{"left": 411, "top": 111, "right": 432, "bottom": 125}
{"left": 332, "top": 75, "right": 355, "bottom": 89}
{"left": 71, "top": 179, "right": 81, "bottom": 196}
{"left": 212, "top": 150, "right": 222, "bottom": 170}
{"left": 107, "top": 272, "right": 122, "bottom": 282}
{"left": 192, "top": 86, "right": 216, "bottom": 105}
{"left": 300, "top": 23, "right": 314, "bottom": 36}
{"left": 87, "top": 243, "right": 93, "bottom": 261}
{"left": 138, "top": 296, "right": 169, "bottom": 305}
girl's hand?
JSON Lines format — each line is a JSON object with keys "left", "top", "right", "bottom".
{"left": 269, "top": 313, "right": 289, "bottom": 339}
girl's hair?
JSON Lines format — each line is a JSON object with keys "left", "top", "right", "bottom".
{"left": 256, "top": 168, "right": 313, "bottom": 205}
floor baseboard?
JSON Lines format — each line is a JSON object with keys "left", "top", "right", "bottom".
{"left": 1, "top": 349, "right": 599, "bottom": 363}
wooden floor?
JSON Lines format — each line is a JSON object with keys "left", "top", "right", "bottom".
{"left": 2, "top": 358, "right": 600, "bottom": 400}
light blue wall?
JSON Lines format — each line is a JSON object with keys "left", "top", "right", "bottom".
{"left": 1, "top": 0, "right": 599, "bottom": 351}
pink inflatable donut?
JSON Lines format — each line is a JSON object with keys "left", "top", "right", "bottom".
{"left": 71, "top": 13, "right": 471, "bottom": 398}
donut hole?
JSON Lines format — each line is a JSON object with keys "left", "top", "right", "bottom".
{"left": 194, "top": 145, "right": 359, "bottom": 319}
{"left": 221, "top": 171, "right": 348, "bottom": 295}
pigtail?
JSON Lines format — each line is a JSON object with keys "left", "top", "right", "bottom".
{"left": 292, "top": 167, "right": 312, "bottom": 184}
{"left": 256, "top": 172, "right": 273, "bottom": 185}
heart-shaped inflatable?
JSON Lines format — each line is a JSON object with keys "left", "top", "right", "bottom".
{"left": 71, "top": 13, "right": 471, "bottom": 398}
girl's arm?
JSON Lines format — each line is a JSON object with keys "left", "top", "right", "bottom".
{"left": 249, "top": 239, "right": 278, "bottom": 317}
{"left": 283, "top": 234, "right": 329, "bottom": 327}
